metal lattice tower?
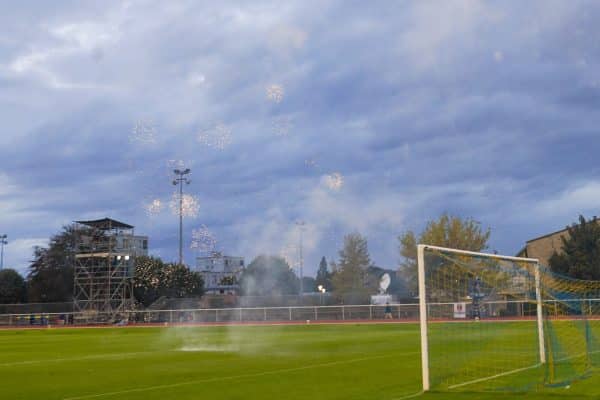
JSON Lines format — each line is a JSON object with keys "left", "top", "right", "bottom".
{"left": 73, "top": 218, "right": 138, "bottom": 320}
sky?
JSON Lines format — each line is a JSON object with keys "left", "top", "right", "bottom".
{"left": 1, "top": 0, "right": 600, "bottom": 277}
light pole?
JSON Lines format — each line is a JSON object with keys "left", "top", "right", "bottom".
{"left": 296, "top": 221, "right": 305, "bottom": 297}
{"left": 0, "top": 235, "right": 6, "bottom": 270}
{"left": 173, "top": 169, "right": 191, "bottom": 265}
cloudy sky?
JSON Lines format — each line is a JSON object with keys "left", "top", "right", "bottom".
{"left": 1, "top": 1, "right": 599, "bottom": 276}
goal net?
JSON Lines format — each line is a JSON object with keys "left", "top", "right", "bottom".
{"left": 417, "top": 244, "right": 600, "bottom": 392}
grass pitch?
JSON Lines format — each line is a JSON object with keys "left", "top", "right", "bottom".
{"left": 1, "top": 323, "right": 599, "bottom": 400}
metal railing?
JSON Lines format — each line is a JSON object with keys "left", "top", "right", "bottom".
{"left": 2, "top": 299, "right": 599, "bottom": 328}
{"left": 0, "top": 304, "right": 419, "bottom": 327}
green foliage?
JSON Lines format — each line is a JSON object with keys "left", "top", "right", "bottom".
{"left": 302, "top": 276, "right": 316, "bottom": 293}
{"left": 239, "top": 255, "right": 299, "bottom": 296}
{"left": 0, "top": 269, "right": 27, "bottom": 303}
{"left": 27, "top": 225, "right": 78, "bottom": 302}
{"left": 331, "top": 233, "right": 377, "bottom": 302}
{"left": 133, "top": 256, "right": 204, "bottom": 307}
{"left": 398, "top": 213, "right": 491, "bottom": 292}
{"left": 315, "top": 256, "right": 332, "bottom": 291}
{"left": 549, "top": 215, "right": 600, "bottom": 280}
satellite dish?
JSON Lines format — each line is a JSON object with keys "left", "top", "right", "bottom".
{"left": 379, "top": 273, "right": 391, "bottom": 294}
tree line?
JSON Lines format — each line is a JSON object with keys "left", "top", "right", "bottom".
{"left": 0, "top": 226, "right": 204, "bottom": 306}
{"left": 2, "top": 214, "right": 599, "bottom": 304}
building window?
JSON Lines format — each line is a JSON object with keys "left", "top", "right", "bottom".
{"left": 142, "top": 240, "right": 148, "bottom": 250}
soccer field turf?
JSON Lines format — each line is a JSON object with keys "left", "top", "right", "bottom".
{"left": 1, "top": 323, "right": 599, "bottom": 400}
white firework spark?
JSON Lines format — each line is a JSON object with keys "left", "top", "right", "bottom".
{"left": 325, "top": 172, "right": 344, "bottom": 191}
{"left": 271, "top": 116, "right": 293, "bottom": 137}
{"left": 190, "top": 225, "right": 217, "bottom": 255}
{"left": 167, "top": 159, "right": 193, "bottom": 170}
{"left": 130, "top": 119, "right": 156, "bottom": 144}
{"left": 197, "top": 123, "right": 232, "bottom": 150}
{"left": 266, "top": 84, "right": 284, "bottom": 103}
{"left": 170, "top": 192, "right": 200, "bottom": 218}
{"left": 144, "top": 198, "right": 163, "bottom": 216}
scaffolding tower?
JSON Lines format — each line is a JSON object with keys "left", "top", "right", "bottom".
{"left": 73, "top": 218, "right": 138, "bottom": 320}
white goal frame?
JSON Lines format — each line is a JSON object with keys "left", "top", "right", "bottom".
{"left": 417, "top": 244, "right": 546, "bottom": 391}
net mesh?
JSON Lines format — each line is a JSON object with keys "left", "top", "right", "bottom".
{"left": 421, "top": 246, "right": 600, "bottom": 392}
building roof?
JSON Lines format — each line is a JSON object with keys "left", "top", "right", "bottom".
{"left": 525, "top": 227, "right": 569, "bottom": 244}
{"left": 75, "top": 218, "right": 134, "bottom": 230}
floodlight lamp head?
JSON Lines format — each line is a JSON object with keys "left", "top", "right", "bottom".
{"left": 117, "top": 255, "right": 122, "bottom": 261}
{"left": 183, "top": 168, "right": 190, "bottom": 174}
{"left": 173, "top": 180, "right": 178, "bottom": 185}
{"left": 318, "top": 285, "right": 323, "bottom": 291}
{"left": 174, "top": 169, "right": 181, "bottom": 175}
{"left": 125, "top": 255, "right": 130, "bottom": 261}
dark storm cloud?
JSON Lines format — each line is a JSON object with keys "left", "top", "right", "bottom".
{"left": 1, "top": 0, "right": 600, "bottom": 275}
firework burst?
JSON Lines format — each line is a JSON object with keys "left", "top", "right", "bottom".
{"left": 130, "top": 119, "right": 156, "bottom": 144}
{"left": 324, "top": 172, "right": 344, "bottom": 191}
{"left": 266, "top": 84, "right": 284, "bottom": 103}
{"left": 191, "top": 225, "right": 217, "bottom": 255}
{"left": 304, "top": 158, "right": 319, "bottom": 168}
{"left": 271, "top": 115, "right": 293, "bottom": 137}
{"left": 170, "top": 192, "right": 200, "bottom": 218}
{"left": 197, "top": 123, "right": 232, "bottom": 150}
{"left": 144, "top": 198, "right": 163, "bottom": 216}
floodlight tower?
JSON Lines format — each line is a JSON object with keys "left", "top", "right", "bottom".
{"left": 296, "top": 220, "right": 305, "bottom": 296}
{"left": 0, "top": 234, "right": 7, "bottom": 270}
{"left": 173, "top": 168, "right": 191, "bottom": 265}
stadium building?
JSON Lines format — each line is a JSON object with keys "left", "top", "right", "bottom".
{"left": 193, "top": 252, "right": 244, "bottom": 294}
{"left": 517, "top": 216, "right": 598, "bottom": 266}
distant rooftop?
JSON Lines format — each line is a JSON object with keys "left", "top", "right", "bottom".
{"left": 75, "top": 218, "right": 134, "bottom": 230}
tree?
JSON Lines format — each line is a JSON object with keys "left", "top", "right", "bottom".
{"left": 27, "top": 225, "right": 78, "bottom": 302}
{"left": 315, "top": 256, "right": 332, "bottom": 291}
{"left": 133, "top": 256, "right": 204, "bottom": 307}
{"left": 398, "top": 213, "right": 491, "bottom": 293}
{"left": 0, "top": 269, "right": 27, "bottom": 303}
{"left": 163, "top": 263, "right": 204, "bottom": 298}
{"left": 549, "top": 215, "right": 600, "bottom": 280}
{"left": 331, "top": 233, "right": 377, "bottom": 302}
{"left": 302, "top": 276, "right": 316, "bottom": 293}
{"left": 239, "top": 255, "right": 299, "bottom": 296}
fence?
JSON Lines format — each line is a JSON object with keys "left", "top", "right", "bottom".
{"left": 0, "top": 304, "right": 419, "bottom": 327}
{"left": 2, "top": 299, "right": 599, "bottom": 328}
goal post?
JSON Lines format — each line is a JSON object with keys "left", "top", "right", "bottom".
{"left": 417, "top": 244, "right": 545, "bottom": 392}
{"left": 417, "top": 244, "right": 430, "bottom": 391}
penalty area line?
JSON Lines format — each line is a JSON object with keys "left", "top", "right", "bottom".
{"left": 391, "top": 391, "right": 423, "bottom": 400}
{"left": 0, "top": 351, "right": 165, "bottom": 368}
{"left": 63, "top": 352, "right": 420, "bottom": 400}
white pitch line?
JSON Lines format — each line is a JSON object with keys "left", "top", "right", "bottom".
{"left": 63, "top": 352, "right": 420, "bottom": 400}
{"left": 391, "top": 391, "right": 423, "bottom": 399}
{"left": 0, "top": 351, "right": 164, "bottom": 368}
{"left": 447, "top": 363, "right": 541, "bottom": 390}
{"left": 446, "top": 349, "right": 600, "bottom": 390}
